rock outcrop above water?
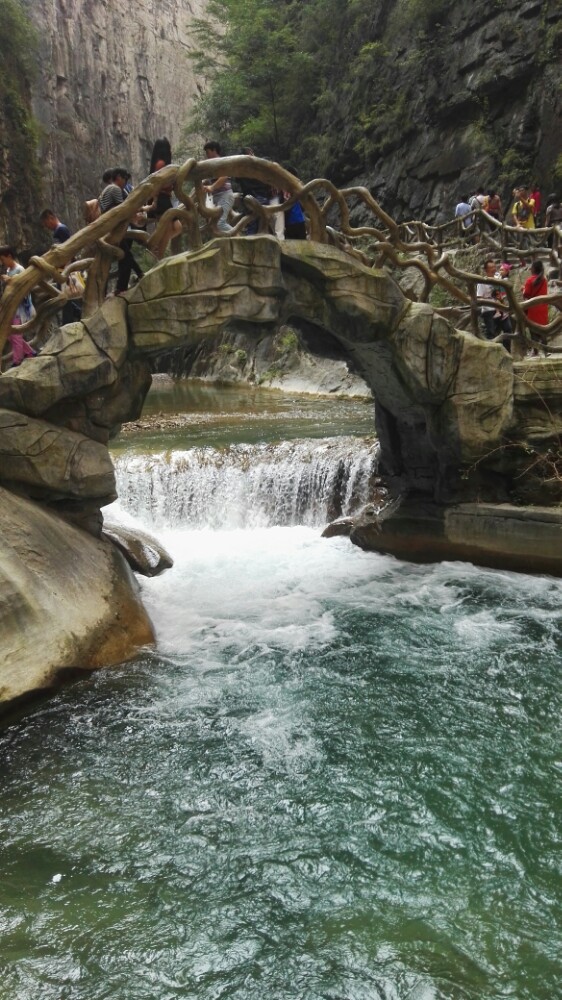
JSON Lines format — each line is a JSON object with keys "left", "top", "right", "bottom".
{"left": 102, "top": 519, "right": 174, "bottom": 577}
{"left": 0, "top": 487, "right": 154, "bottom": 708}
{"left": 1, "top": 235, "right": 562, "bottom": 708}
{"left": 349, "top": 500, "right": 562, "bottom": 579}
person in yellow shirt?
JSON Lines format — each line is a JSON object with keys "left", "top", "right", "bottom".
{"left": 513, "top": 187, "right": 535, "bottom": 229}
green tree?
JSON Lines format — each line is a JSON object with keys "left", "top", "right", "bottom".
{"left": 0, "top": 0, "right": 38, "bottom": 85}
{"left": 183, "top": 0, "right": 392, "bottom": 177}
{"left": 185, "top": 0, "right": 324, "bottom": 164}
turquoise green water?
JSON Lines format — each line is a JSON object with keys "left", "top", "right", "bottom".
{"left": 114, "top": 380, "right": 375, "bottom": 453}
{"left": 0, "top": 386, "right": 560, "bottom": 1000}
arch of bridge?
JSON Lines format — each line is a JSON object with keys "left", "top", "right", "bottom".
{"left": 0, "top": 237, "right": 513, "bottom": 506}
{"left": 125, "top": 236, "right": 513, "bottom": 492}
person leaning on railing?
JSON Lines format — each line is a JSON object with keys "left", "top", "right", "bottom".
{"left": 281, "top": 165, "right": 307, "bottom": 240}
{"left": 144, "top": 137, "right": 183, "bottom": 258}
{"left": 202, "top": 141, "right": 235, "bottom": 233}
{"left": 236, "top": 147, "right": 274, "bottom": 235}
{"left": 99, "top": 167, "right": 138, "bottom": 295}
{"left": 476, "top": 259, "right": 512, "bottom": 351}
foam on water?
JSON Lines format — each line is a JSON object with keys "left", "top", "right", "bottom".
{"left": 134, "top": 522, "right": 562, "bottom": 667}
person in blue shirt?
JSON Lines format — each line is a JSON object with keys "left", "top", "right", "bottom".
{"left": 282, "top": 165, "right": 307, "bottom": 239}
{"left": 39, "top": 209, "right": 81, "bottom": 322}
{"left": 454, "top": 195, "right": 474, "bottom": 237}
{"left": 40, "top": 209, "right": 71, "bottom": 244}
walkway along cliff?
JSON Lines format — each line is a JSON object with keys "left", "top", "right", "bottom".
{"left": 1, "top": 156, "right": 562, "bottom": 705}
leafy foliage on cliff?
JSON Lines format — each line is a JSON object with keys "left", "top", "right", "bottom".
{"left": 185, "top": 0, "right": 561, "bottom": 217}
{"left": 0, "top": 0, "right": 41, "bottom": 240}
{"left": 186, "top": 0, "right": 360, "bottom": 164}
{"left": 184, "top": 0, "right": 450, "bottom": 172}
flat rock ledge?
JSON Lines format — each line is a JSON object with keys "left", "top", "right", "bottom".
{"left": 0, "top": 488, "right": 155, "bottom": 710}
{"left": 347, "top": 501, "right": 562, "bottom": 578}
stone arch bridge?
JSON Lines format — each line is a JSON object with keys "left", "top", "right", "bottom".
{"left": 0, "top": 235, "right": 561, "bottom": 573}
{"left": 0, "top": 229, "right": 562, "bottom": 568}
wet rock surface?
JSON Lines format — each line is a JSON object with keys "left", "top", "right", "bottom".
{"left": 102, "top": 519, "right": 174, "bottom": 577}
{"left": 349, "top": 499, "right": 562, "bottom": 578}
{"left": 0, "top": 488, "right": 154, "bottom": 708}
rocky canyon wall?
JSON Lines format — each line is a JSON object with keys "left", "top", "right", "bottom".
{"left": 3, "top": 0, "right": 560, "bottom": 246}
{"left": 329, "top": 0, "right": 562, "bottom": 222}
{"left": 19, "top": 0, "right": 208, "bottom": 239}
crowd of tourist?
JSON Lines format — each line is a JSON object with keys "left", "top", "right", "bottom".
{"left": 475, "top": 257, "right": 551, "bottom": 355}
{"left": 1, "top": 147, "right": 560, "bottom": 370}
{"left": 455, "top": 185, "right": 562, "bottom": 235}
{"left": 453, "top": 181, "right": 559, "bottom": 353}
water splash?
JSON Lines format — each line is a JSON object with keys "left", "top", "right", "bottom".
{"left": 114, "top": 436, "right": 378, "bottom": 529}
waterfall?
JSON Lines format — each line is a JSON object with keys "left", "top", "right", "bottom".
{"left": 114, "top": 436, "right": 378, "bottom": 529}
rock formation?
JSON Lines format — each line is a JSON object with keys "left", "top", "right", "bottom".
{"left": 1, "top": 234, "right": 561, "bottom": 640}
{"left": 0, "top": 486, "right": 155, "bottom": 706}
{"left": 319, "top": 0, "right": 562, "bottom": 222}
{"left": 349, "top": 498, "right": 562, "bottom": 578}
{"left": 153, "top": 322, "right": 372, "bottom": 397}
{"left": 20, "top": 0, "right": 207, "bottom": 234}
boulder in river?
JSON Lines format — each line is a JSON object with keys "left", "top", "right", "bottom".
{"left": 0, "top": 488, "right": 155, "bottom": 709}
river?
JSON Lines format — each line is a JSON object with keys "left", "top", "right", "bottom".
{"left": 0, "top": 380, "right": 560, "bottom": 1000}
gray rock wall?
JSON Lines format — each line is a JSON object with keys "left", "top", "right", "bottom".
{"left": 21, "top": 0, "right": 207, "bottom": 234}
{"left": 6, "top": 0, "right": 559, "bottom": 244}
{"left": 324, "top": 0, "right": 562, "bottom": 223}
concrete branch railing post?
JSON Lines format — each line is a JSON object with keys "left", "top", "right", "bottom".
{"left": 1, "top": 157, "right": 561, "bottom": 367}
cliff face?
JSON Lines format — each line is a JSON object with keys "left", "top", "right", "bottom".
{"left": 20, "top": 0, "right": 207, "bottom": 235}
{"left": 0, "top": 0, "right": 41, "bottom": 249}
{"left": 330, "top": 0, "right": 562, "bottom": 221}
{"left": 3, "top": 0, "right": 560, "bottom": 244}
{"left": 0, "top": 95, "right": 39, "bottom": 250}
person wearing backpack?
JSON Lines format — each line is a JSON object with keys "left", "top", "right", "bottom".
{"left": 98, "top": 168, "right": 137, "bottom": 295}
{"left": 512, "top": 186, "right": 535, "bottom": 255}
{"left": 513, "top": 187, "right": 536, "bottom": 229}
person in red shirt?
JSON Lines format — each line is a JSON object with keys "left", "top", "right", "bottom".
{"left": 523, "top": 260, "right": 548, "bottom": 352}
{"left": 530, "top": 184, "right": 542, "bottom": 225}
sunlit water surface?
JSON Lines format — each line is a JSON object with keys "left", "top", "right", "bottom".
{"left": 0, "top": 385, "right": 560, "bottom": 1000}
